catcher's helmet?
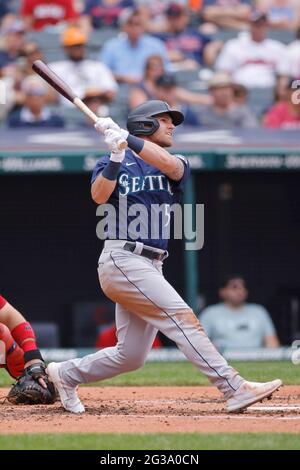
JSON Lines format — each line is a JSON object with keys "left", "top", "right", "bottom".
{"left": 127, "top": 100, "right": 184, "bottom": 136}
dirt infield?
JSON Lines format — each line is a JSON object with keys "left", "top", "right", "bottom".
{"left": 1, "top": 386, "right": 300, "bottom": 434}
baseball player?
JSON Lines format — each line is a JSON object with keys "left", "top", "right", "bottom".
{"left": 0, "top": 294, "right": 55, "bottom": 404}
{"left": 47, "top": 100, "right": 282, "bottom": 414}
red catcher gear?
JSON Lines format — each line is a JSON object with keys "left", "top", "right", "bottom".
{"left": 0, "top": 323, "right": 25, "bottom": 378}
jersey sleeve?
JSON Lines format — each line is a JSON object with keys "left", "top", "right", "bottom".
{"left": 171, "top": 154, "right": 191, "bottom": 189}
{"left": 91, "top": 155, "right": 111, "bottom": 184}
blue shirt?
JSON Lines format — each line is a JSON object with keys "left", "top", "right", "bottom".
{"left": 91, "top": 150, "right": 190, "bottom": 250}
{"left": 200, "top": 302, "right": 277, "bottom": 351}
{"left": 156, "top": 29, "right": 211, "bottom": 65}
{"left": 84, "top": 0, "right": 134, "bottom": 28}
{"left": 100, "top": 34, "right": 169, "bottom": 80}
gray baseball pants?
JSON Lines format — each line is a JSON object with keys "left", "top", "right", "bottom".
{"left": 59, "top": 241, "right": 244, "bottom": 399}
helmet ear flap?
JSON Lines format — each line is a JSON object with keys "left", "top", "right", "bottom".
{"left": 127, "top": 116, "right": 159, "bottom": 136}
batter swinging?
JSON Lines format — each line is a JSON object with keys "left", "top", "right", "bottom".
{"left": 47, "top": 100, "right": 282, "bottom": 413}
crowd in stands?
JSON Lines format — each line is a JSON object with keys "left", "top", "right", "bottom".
{"left": 1, "top": 0, "right": 300, "bottom": 129}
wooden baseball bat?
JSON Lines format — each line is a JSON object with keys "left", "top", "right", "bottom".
{"left": 32, "top": 59, "right": 127, "bottom": 150}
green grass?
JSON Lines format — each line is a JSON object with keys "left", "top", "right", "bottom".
{"left": 0, "top": 433, "right": 298, "bottom": 450}
{"left": 0, "top": 361, "right": 299, "bottom": 388}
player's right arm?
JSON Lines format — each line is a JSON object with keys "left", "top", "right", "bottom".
{"left": 91, "top": 176, "right": 116, "bottom": 205}
{"left": 91, "top": 129, "right": 126, "bottom": 204}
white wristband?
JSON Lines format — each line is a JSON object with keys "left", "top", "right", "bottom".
{"left": 110, "top": 150, "right": 125, "bottom": 163}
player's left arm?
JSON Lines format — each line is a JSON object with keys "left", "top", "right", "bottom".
{"left": 139, "top": 141, "right": 185, "bottom": 181}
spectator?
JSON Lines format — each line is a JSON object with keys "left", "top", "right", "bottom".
{"left": 155, "top": 2, "right": 216, "bottom": 69}
{"left": 49, "top": 27, "right": 117, "bottom": 106}
{"left": 80, "top": 0, "right": 135, "bottom": 33}
{"left": 100, "top": 7, "right": 169, "bottom": 84}
{"left": 154, "top": 73, "right": 200, "bottom": 126}
{"left": 197, "top": 71, "right": 258, "bottom": 128}
{"left": 263, "top": 80, "right": 300, "bottom": 128}
{"left": 256, "top": 0, "right": 300, "bottom": 31}
{"left": 21, "top": 0, "right": 79, "bottom": 31}
{"left": 0, "top": 20, "right": 26, "bottom": 77}
{"left": 129, "top": 55, "right": 212, "bottom": 110}
{"left": 200, "top": 275, "right": 280, "bottom": 351}
{"left": 215, "top": 9, "right": 289, "bottom": 90}
{"left": 232, "top": 82, "right": 248, "bottom": 105}
{"left": 7, "top": 75, "right": 65, "bottom": 128}
{"left": 202, "top": 0, "right": 252, "bottom": 30}
{"left": 4, "top": 42, "right": 45, "bottom": 118}
{"left": 128, "top": 54, "right": 165, "bottom": 108}
{"left": 287, "top": 27, "right": 300, "bottom": 79}
{"left": 19, "top": 41, "right": 44, "bottom": 77}
{"left": 79, "top": 86, "right": 111, "bottom": 126}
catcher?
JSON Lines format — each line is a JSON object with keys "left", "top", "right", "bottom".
{"left": 0, "top": 294, "right": 56, "bottom": 405}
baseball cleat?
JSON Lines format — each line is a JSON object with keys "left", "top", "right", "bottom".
{"left": 46, "top": 362, "right": 85, "bottom": 414}
{"left": 227, "top": 379, "right": 282, "bottom": 413}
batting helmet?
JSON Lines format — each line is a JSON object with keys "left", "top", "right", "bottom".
{"left": 127, "top": 100, "right": 184, "bottom": 136}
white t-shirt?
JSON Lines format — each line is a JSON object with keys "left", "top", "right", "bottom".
{"left": 49, "top": 59, "right": 118, "bottom": 106}
{"left": 200, "top": 302, "right": 276, "bottom": 351}
{"left": 216, "top": 32, "right": 289, "bottom": 88}
{"left": 287, "top": 39, "right": 300, "bottom": 79}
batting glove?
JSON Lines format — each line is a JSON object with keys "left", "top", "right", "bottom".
{"left": 110, "top": 149, "right": 126, "bottom": 163}
{"left": 94, "top": 117, "right": 120, "bottom": 134}
{"left": 104, "top": 129, "right": 127, "bottom": 155}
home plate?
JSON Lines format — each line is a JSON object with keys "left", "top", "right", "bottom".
{"left": 249, "top": 405, "right": 300, "bottom": 411}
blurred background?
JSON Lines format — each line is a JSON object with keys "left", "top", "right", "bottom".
{"left": 1, "top": 0, "right": 300, "bottom": 354}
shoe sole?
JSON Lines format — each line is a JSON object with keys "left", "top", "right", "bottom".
{"left": 227, "top": 379, "right": 282, "bottom": 413}
{"left": 47, "top": 363, "right": 85, "bottom": 414}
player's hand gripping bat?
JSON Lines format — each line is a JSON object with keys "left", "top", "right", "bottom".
{"left": 32, "top": 59, "right": 127, "bottom": 150}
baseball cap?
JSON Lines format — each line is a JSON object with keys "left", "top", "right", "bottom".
{"left": 61, "top": 27, "right": 87, "bottom": 47}
{"left": 208, "top": 72, "right": 233, "bottom": 89}
{"left": 249, "top": 9, "right": 268, "bottom": 24}
{"left": 156, "top": 73, "right": 177, "bottom": 88}
{"left": 166, "top": 3, "right": 186, "bottom": 17}
{"left": 21, "top": 75, "right": 47, "bottom": 96}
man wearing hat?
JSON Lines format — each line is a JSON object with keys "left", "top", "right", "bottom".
{"left": 197, "top": 71, "right": 257, "bottom": 128}
{"left": 156, "top": 2, "right": 215, "bottom": 68}
{"left": 49, "top": 27, "right": 117, "bottom": 106}
{"left": 7, "top": 74, "right": 65, "bottom": 127}
{"left": 215, "top": 10, "right": 289, "bottom": 89}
